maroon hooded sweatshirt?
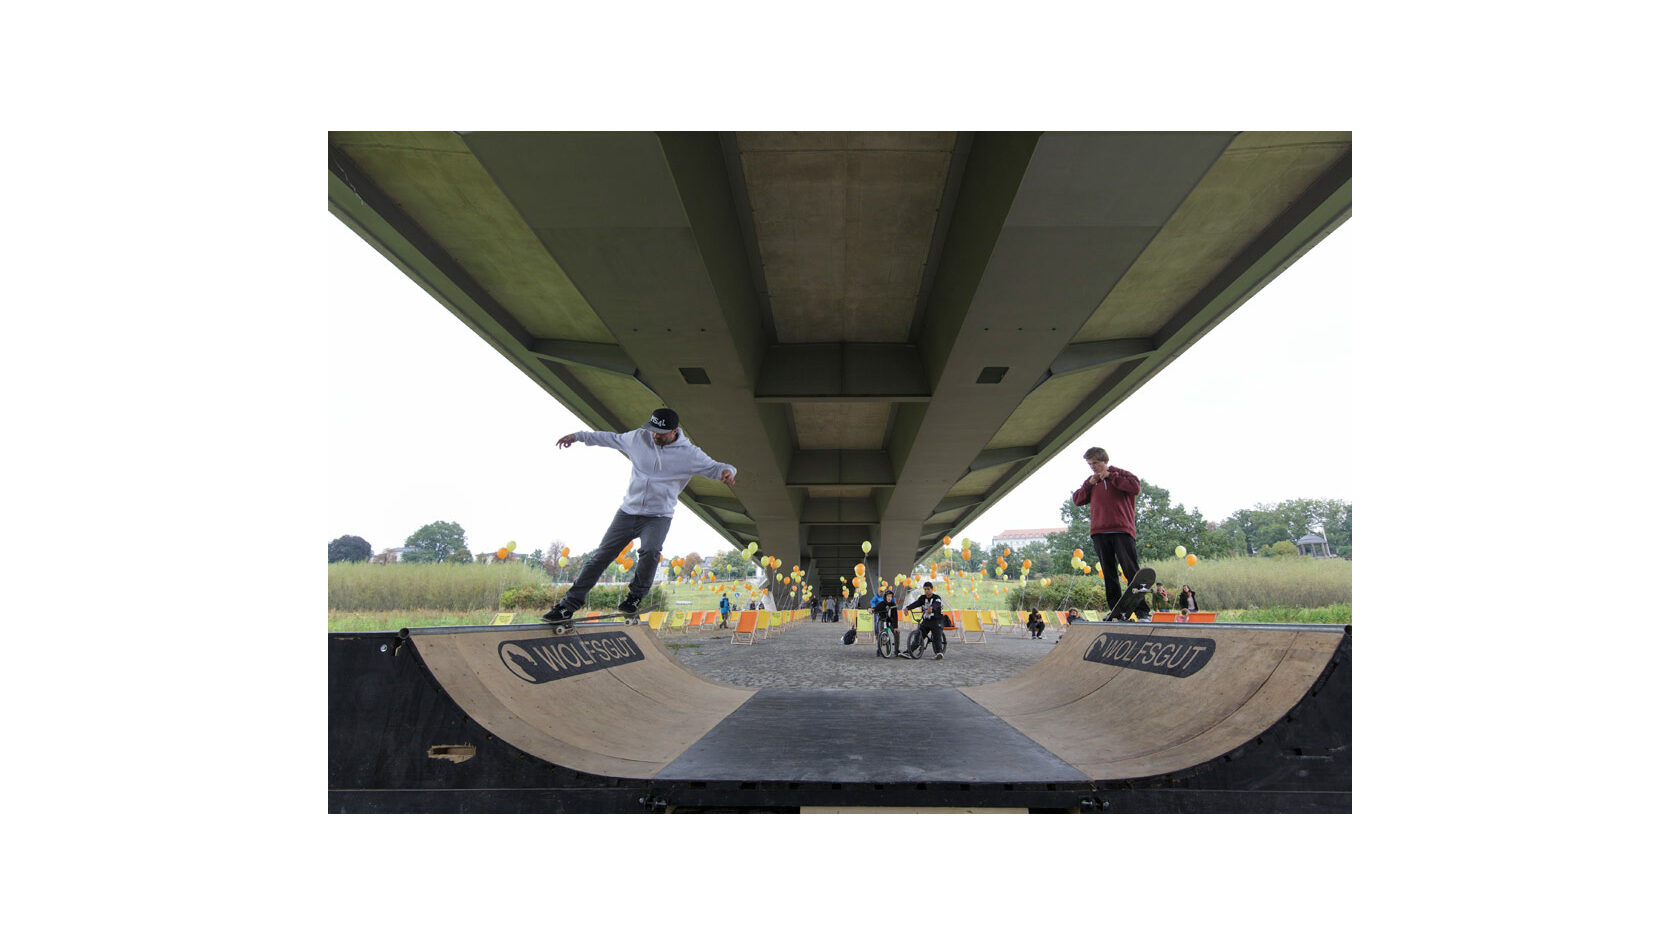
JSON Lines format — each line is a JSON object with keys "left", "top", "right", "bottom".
{"left": 1072, "top": 467, "right": 1141, "bottom": 536}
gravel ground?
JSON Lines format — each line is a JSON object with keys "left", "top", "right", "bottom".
{"left": 659, "top": 614, "right": 1063, "bottom": 689}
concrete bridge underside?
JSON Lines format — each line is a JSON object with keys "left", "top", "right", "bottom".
{"left": 329, "top": 131, "right": 1350, "bottom": 600}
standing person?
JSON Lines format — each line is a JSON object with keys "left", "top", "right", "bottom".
{"left": 1177, "top": 585, "right": 1198, "bottom": 613}
{"left": 873, "top": 589, "right": 900, "bottom": 657}
{"left": 1071, "top": 447, "right": 1145, "bottom": 621}
{"left": 542, "top": 408, "right": 737, "bottom": 627}
{"left": 718, "top": 593, "right": 732, "bottom": 629}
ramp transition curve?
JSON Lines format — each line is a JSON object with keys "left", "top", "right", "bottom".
{"left": 328, "top": 620, "right": 1350, "bottom": 812}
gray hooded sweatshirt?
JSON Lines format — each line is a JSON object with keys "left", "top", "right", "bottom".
{"left": 570, "top": 428, "right": 737, "bottom": 517}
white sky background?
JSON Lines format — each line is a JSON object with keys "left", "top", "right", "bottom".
{"left": 327, "top": 210, "right": 1350, "bottom": 562}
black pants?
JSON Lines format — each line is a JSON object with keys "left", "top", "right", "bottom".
{"left": 1091, "top": 531, "right": 1145, "bottom": 619}
{"left": 563, "top": 511, "right": 672, "bottom": 609}
{"left": 911, "top": 617, "right": 947, "bottom": 654}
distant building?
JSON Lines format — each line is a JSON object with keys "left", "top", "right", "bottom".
{"left": 991, "top": 527, "right": 1067, "bottom": 552}
{"left": 1296, "top": 533, "right": 1334, "bottom": 559}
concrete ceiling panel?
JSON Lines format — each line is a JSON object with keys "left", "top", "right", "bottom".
{"left": 1075, "top": 134, "right": 1353, "bottom": 343}
{"left": 987, "top": 369, "right": 1113, "bottom": 448}
{"left": 804, "top": 485, "right": 877, "bottom": 498}
{"left": 790, "top": 402, "right": 892, "bottom": 450}
{"left": 743, "top": 135, "right": 953, "bottom": 345}
{"left": 332, "top": 132, "right": 611, "bottom": 343}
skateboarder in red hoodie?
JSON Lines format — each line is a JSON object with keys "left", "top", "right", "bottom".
{"left": 1071, "top": 446, "right": 1146, "bottom": 621}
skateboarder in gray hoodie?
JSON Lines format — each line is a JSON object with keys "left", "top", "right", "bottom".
{"left": 542, "top": 408, "right": 737, "bottom": 626}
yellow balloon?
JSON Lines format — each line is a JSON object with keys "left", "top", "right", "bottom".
{"left": 1175, "top": 546, "right": 1187, "bottom": 558}
{"left": 862, "top": 541, "right": 872, "bottom": 554}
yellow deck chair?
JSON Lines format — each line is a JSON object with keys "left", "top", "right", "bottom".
{"left": 960, "top": 610, "right": 985, "bottom": 644}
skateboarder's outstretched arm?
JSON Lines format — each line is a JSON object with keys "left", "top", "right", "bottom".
{"left": 556, "top": 430, "right": 630, "bottom": 449}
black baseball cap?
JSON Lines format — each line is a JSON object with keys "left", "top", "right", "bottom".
{"left": 643, "top": 408, "right": 679, "bottom": 432}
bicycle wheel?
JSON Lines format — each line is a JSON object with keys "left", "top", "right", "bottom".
{"left": 906, "top": 629, "right": 925, "bottom": 659}
{"left": 876, "top": 629, "right": 893, "bottom": 657}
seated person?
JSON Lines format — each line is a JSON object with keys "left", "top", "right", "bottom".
{"left": 1027, "top": 607, "right": 1046, "bottom": 639}
{"left": 872, "top": 589, "right": 900, "bottom": 657}
{"left": 899, "top": 581, "right": 951, "bottom": 660}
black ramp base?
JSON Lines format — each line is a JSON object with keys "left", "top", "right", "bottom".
{"left": 657, "top": 689, "right": 1086, "bottom": 783}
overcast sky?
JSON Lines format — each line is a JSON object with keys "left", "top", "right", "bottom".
{"left": 327, "top": 212, "right": 1349, "bottom": 564}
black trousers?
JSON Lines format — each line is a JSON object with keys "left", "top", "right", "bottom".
{"left": 563, "top": 511, "right": 671, "bottom": 608}
{"left": 1091, "top": 531, "right": 1144, "bottom": 618}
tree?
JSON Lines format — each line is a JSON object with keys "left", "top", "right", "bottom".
{"left": 1010, "top": 541, "right": 1052, "bottom": 580}
{"left": 682, "top": 552, "right": 704, "bottom": 578}
{"left": 1134, "top": 480, "right": 1220, "bottom": 562}
{"left": 541, "top": 541, "right": 563, "bottom": 581}
{"left": 1218, "top": 498, "right": 1352, "bottom": 557}
{"left": 328, "top": 534, "right": 372, "bottom": 564}
{"left": 708, "top": 549, "right": 754, "bottom": 580}
{"left": 403, "top": 521, "right": 469, "bottom": 563}
{"left": 1045, "top": 498, "right": 1091, "bottom": 574}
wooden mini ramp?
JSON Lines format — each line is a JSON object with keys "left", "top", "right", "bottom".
{"left": 332, "top": 619, "right": 1349, "bottom": 811}
{"left": 962, "top": 623, "right": 1347, "bottom": 781}
{"left": 408, "top": 624, "right": 754, "bottom": 779}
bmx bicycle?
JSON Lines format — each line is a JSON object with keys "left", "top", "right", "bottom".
{"left": 874, "top": 614, "right": 898, "bottom": 658}
{"left": 900, "top": 604, "right": 951, "bottom": 660}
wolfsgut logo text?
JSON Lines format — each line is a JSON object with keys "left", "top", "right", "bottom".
{"left": 1083, "top": 633, "right": 1215, "bottom": 678}
{"left": 499, "top": 631, "right": 645, "bottom": 684}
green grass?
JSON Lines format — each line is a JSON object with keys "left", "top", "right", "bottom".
{"left": 329, "top": 561, "right": 553, "bottom": 611}
{"left": 327, "top": 609, "right": 524, "bottom": 632}
{"left": 928, "top": 556, "right": 1351, "bottom": 615}
{"left": 1220, "top": 603, "right": 1352, "bottom": 624}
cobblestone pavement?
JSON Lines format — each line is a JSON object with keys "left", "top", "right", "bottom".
{"left": 659, "top": 615, "right": 1064, "bottom": 689}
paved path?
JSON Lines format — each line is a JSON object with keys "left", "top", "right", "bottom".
{"left": 660, "top": 614, "right": 1062, "bottom": 689}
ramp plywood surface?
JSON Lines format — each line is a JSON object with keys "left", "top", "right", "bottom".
{"left": 964, "top": 623, "right": 1345, "bottom": 781}
{"left": 412, "top": 627, "right": 754, "bottom": 779}
{"left": 403, "top": 621, "right": 1344, "bottom": 785}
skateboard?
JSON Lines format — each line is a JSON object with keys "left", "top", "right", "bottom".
{"left": 1103, "top": 567, "right": 1157, "bottom": 622}
{"left": 545, "top": 605, "right": 658, "bottom": 635}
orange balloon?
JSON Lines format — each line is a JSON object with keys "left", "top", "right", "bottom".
{"left": 961, "top": 548, "right": 971, "bottom": 560}
{"left": 943, "top": 536, "right": 952, "bottom": 546}
{"left": 1072, "top": 548, "right": 1084, "bottom": 559}
{"left": 495, "top": 548, "right": 509, "bottom": 560}
{"left": 1186, "top": 554, "right": 1199, "bottom": 567}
